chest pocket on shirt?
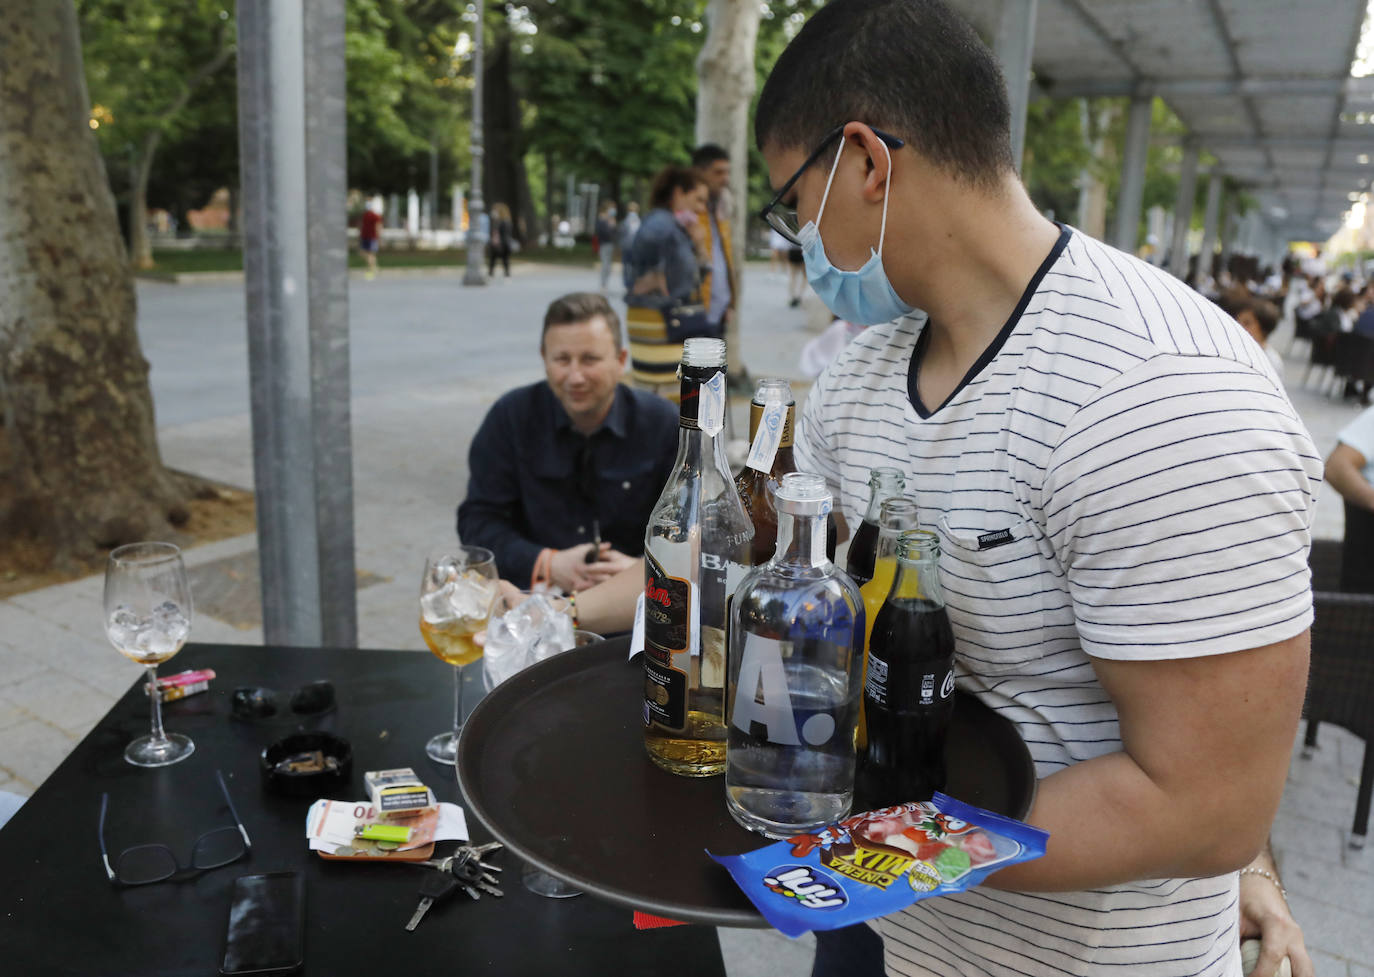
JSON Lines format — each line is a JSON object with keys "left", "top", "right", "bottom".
{"left": 936, "top": 511, "right": 1049, "bottom": 676}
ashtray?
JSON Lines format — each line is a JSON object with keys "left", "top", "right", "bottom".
{"left": 261, "top": 731, "right": 353, "bottom": 797}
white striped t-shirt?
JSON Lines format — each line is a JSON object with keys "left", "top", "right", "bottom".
{"left": 795, "top": 226, "right": 1321, "bottom": 977}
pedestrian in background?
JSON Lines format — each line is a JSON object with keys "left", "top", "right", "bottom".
{"left": 487, "top": 202, "right": 514, "bottom": 279}
{"left": 595, "top": 201, "right": 618, "bottom": 291}
{"left": 359, "top": 196, "right": 382, "bottom": 280}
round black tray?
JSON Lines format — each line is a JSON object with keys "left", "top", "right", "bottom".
{"left": 456, "top": 637, "right": 1035, "bottom": 928}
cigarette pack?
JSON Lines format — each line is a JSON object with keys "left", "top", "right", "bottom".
{"left": 144, "top": 668, "right": 216, "bottom": 703}
{"left": 364, "top": 767, "right": 435, "bottom": 814}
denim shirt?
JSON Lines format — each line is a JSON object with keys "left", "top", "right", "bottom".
{"left": 456, "top": 381, "right": 680, "bottom": 586}
{"left": 623, "top": 208, "right": 701, "bottom": 309}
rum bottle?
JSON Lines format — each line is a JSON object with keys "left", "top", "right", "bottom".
{"left": 643, "top": 338, "right": 754, "bottom": 777}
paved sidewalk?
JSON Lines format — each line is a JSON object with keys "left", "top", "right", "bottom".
{"left": 1, "top": 265, "right": 1370, "bottom": 971}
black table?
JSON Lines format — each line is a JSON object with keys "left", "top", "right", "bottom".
{"left": 0, "top": 643, "right": 728, "bottom": 977}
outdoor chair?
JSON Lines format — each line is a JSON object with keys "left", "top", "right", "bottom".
{"left": 1302, "top": 535, "right": 1374, "bottom": 848}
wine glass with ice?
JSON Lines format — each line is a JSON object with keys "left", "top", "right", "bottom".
{"left": 420, "top": 546, "right": 499, "bottom": 765}
{"left": 103, "top": 542, "right": 195, "bottom": 767}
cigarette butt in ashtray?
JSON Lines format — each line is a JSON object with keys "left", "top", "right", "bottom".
{"left": 1240, "top": 940, "right": 1291, "bottom": 977}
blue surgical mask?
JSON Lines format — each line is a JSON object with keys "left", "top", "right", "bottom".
{"left": 798, "top": 138, "right": 914, "bottom": 326}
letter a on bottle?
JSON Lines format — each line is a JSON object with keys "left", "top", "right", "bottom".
{"left": 730, "top": 633, "right": 800, "bottom": 744}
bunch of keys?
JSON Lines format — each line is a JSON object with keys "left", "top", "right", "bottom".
{"left": 405, "top": 842, "right": 504, "bottom": 931}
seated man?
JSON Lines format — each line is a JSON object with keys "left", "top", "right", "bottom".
{"left": 457, "top": 292, "right": 679, "bottom": 593}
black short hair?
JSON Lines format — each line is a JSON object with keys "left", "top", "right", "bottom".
{"left": 691, "top": 143, "right": 730, "bottom": 167}
{"left": 649, "top": 164, "right": 704, "bottom": 210}
{"left": 541, "top": 292, "right": 622, "bottom": 351}
{"left": 755, "top": 0, "right": 1014, "bottom": 186}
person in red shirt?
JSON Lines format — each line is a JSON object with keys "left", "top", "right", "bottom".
{"left": 359, "top": 198, "right": 382, "bottom": 279}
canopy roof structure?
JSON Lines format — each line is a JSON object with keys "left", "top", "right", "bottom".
{"left": 952, "top": 0, "right": 1374, "bottom": 245}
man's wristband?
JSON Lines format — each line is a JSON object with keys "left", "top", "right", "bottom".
{"left": 1238, "top": 866, "right": 1287, "bottom": 901}
{"left": 568, "top": 591, "right": 580, "bottom": 629}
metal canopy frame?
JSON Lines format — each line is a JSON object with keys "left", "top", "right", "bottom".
{"left": 953, "top": 0, "right": 1373, "bottom": 245}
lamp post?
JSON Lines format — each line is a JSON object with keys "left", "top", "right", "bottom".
{"left": 462, "top": 1, "right": 486, "bottom": 286}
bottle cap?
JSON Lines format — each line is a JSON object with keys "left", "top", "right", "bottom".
{"left": 776, "top": 472, "right": 832, "bottom": 516}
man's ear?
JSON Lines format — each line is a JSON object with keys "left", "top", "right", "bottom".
{"left": 842, "top": 122, "right": 893, "bottom": 204}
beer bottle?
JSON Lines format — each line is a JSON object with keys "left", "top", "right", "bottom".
{"left": 726, "top": 473, "right": 864, "bottom": 837}
{"left": 734, "top": 378, "right": 837, "bottom": 564}
{"left": 856, "top": 530, "right": 955, "bottom": 809}
{"left": 844, "top": 467, "right": 906, "bottom": 587}
{"left": 643, "top": 338, "right": 754, "bottom": 777}
{"left": 856, "top": 496, "right": 920, "bottom": 750}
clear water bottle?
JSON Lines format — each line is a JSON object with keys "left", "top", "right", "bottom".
{"left": 725, "top": 472, "right": 865, "bottom": 838}
{"left": 643, "top": 338, "right": 754, "bottom": 777}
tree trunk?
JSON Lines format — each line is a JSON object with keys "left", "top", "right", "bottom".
{"left": 129, "top": 129, "right": 163, "bottom": 269}
{"left": 0, "top": 0, "right": 186, "bottom": 569}
{"left": 483, "top": 27, "right": 536, "bottom": 244}
{"left": 695, "top": 0, "right": 761, "bottom": 377}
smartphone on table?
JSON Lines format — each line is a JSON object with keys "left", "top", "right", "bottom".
{"left": 220, "top": 872, "right": 305, "bottom": 976}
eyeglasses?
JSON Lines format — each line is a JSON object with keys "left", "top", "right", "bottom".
{"left": 99, "top": 769, "right": 252, "bottom": 885}
{"left": 759, "top": 124, "right": 905, "bottom": 246}
{"left": 231, "top": 680, "right": 336, "bottom": 721}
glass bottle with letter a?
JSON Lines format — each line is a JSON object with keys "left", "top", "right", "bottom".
{"left": 844, "top": 467, "right": 906, "bottom": 587}
{"left": 643, "top": 338, "right": 754, "bottom": 777}
{"left": 734, "top": 378, "right": 836, "bottom": 564}
{"left": 856, "top": 529, "right": 955, "bottom": 810}
{"left": 726, "top": 473, "right": 864, "bottom": 838}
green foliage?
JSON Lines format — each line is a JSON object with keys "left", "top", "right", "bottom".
{"left": 517, "top": 0, "right": 706, "bottom": 193}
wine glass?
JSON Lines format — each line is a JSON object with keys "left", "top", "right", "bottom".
{"left": 103, "top": 542, "right": 195, "bottom": 768}
{"left": 420, "top": 547, "right": 498, "bottom": 765}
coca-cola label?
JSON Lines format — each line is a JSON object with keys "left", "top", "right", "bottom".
{"left": 864, "top": 654, "right": 890, "bottom": 707}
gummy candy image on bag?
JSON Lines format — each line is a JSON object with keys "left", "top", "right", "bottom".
{"left": 709, "top": 793, "right": 1048, "bottom": 937}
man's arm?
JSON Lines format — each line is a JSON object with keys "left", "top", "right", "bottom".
{"left": 1324, "top": 442, "right": 1374, "bottom": 511}
{"left": 457, "top": 405, "right": 545, "bottom": 587}
{"left": 988, "top": 631, "right": 1309, "bottom": 891}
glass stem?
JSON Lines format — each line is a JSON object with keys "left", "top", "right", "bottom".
{"left": 146, "top": 665, "right": 167, "bottom": 742}
{"left": 452, "top": 665, "right": 465, "bottom": 742}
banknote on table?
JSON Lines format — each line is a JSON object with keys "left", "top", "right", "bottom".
{"left": 306, "top": 799, "right": 468, "bottom": 855}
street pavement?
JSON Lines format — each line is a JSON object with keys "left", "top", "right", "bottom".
{"left": 0, "top": 260, "right": 1370, "bottom": 973}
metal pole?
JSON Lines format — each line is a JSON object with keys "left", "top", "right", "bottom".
{"left": 236, "top": 0, "right": 357, "bottom": 647}
{"left": 1114, "top": 94, "right": 1152, "bottom": 254}
{"left": 462, "top": 2, "right": 487, "bottom": 286}
{"left": 1197, "top": 169, "right": 1223, "bottom": 283}
{"left": 994, "top": 0, "right": 1038, "bottom": 173}
{"left": 1167, "top": 140, "right": 1200, "bottom": 280}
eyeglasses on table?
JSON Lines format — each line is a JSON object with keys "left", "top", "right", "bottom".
{"left": 98, "top": 769, "right": 252, "bottom": 885}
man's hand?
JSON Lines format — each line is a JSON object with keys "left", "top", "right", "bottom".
{"left": 549, "top": 543, "right": 638, "bottom": 591}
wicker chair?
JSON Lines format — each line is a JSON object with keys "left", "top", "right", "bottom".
{"left": 1302, "top": 536, "right": 1374, "bottom": 848}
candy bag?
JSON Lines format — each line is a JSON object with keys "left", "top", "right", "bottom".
{"left": 708, "top": 793, "right": 1048, "bottom": 937}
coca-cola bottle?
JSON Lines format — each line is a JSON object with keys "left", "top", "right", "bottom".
{"left": 844, "top": 467, "right": 906, "bottom": 588}
{"left": 642, "top": 338, "right": 754, "bottom": 777}
{"left": 856, "top": 529, "right": 955, "bottom": 809}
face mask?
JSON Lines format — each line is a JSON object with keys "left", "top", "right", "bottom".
{"left": 798, "top": 138, "right": 914, "bottom": 326}
{"left": 608, "top": 208, "right": 617, "bottom": 218}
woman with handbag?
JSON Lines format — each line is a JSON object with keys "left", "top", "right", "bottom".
{"left": 623, "top": 165, "right": 715, "bottom": 396}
